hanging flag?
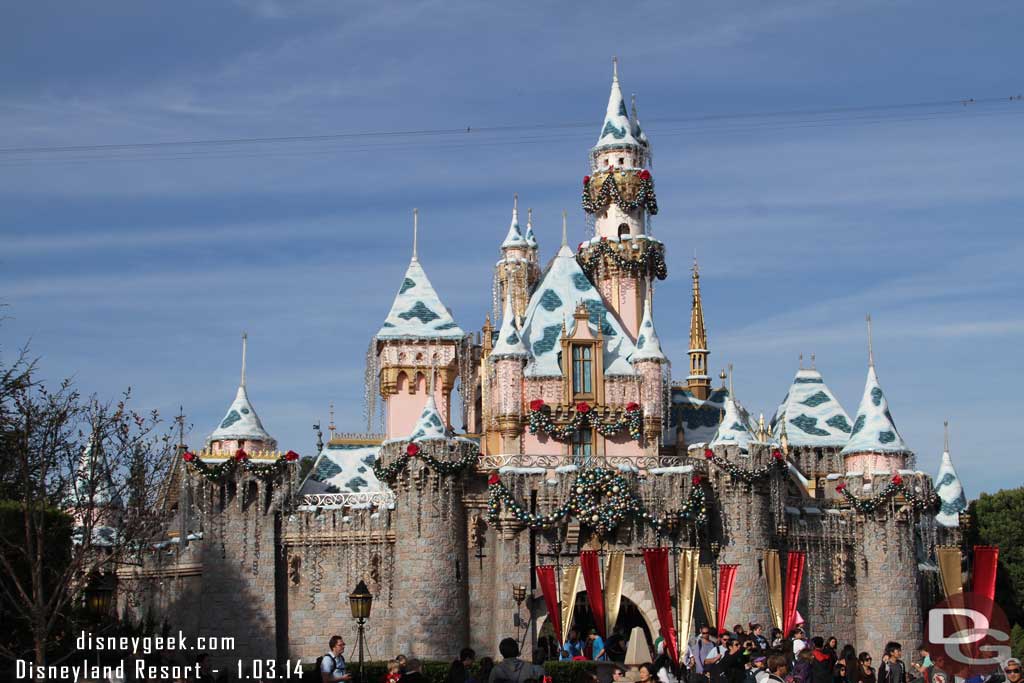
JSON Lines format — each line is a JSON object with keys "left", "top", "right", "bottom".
{"left": 536, "top": 566, "right": 563, "bottom": 645}
{"left": 716, "top": 564, "right": 739, "bottom": 635}
{"left": 561, "top": 565, "right": 581, "bottom": 643}
{"left": 580, "top": 550, "right": 607, "bottom": 639}
{"left": 697, "top": 565, "right": 717, "bottom": 626}
{"left": 936, "top": 546, "right": 964, "bottom": 600}
{"left": 604, "top": 551, "right": 626, "bottom": 637}
{"left": 642, "top": 547, "right": 679, "bottom": 665}
{"left": 763, "top": 550, "right": 784, "bottom": 631}
{"left": 676, "top": 548, "right": 699, "bottom": 662}
{"left": 972, "top": 546, "right": 999, "bottom": 602}
{"left": 783, "top": 551, "right": 806, "bottom": 636}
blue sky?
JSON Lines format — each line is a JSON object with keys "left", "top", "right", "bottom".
{"left": 1, "top": 1, "right": 1022, "bottom": 496}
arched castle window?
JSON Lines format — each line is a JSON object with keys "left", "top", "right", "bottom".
{"left": 572, "top": 345, "right": 593, "bottom": 396}
{"left": 618, "top": 223, "right": 630, "bottom": 239}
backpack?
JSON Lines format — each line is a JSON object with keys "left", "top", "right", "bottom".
{"left": 312, "top": 654, "right": 337, "bottom": 682}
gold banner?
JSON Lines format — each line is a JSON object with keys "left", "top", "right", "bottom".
{"left": 937, "top": 546, "right": 964, "bottom": 599}
{"left": 561, "top": 565, "right": 581, "bottom": 637}
{"left": 763, "top": 550, "right": 784, "bottom": 631}
{"left": 697, "top": 564, "right": 716, "bottom": 626}
{"left": 604, "top": 552, "right": 625, "bottom": 636}
{"left": 676, "top": 549, "right": 699, "bottom": 658}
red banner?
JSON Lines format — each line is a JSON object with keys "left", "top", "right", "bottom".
{"left": 972, "top": 546, "right": 999, "bottom": 602}
{"left": 580, "top": 550, "right": 607, "bottom": 639}
{"left": 642, "top": 547, "right": 680, "bottom": 665}
{"left": 536, "top": 565, "right": 563, "bottom": 645}
{"left": 716, "top": 564, "right": 739, "bottom": 635}
{"left": 783, "top": 551, "right": 806, "bottom": 636}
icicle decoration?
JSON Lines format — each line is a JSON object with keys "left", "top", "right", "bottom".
{"left": 364, "top": 338, "right": 379, "bottom": 432}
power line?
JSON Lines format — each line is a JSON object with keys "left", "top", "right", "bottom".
{"left": 0, "top": 94, "right": 1019, "bottom": 167}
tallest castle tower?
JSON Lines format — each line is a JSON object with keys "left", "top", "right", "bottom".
{"left": 578, "top": 58, "right": 666, "bottom": 339}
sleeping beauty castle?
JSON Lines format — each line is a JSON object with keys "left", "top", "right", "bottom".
{"left": 115, "top": 61, "right": 971, "bottom": 671}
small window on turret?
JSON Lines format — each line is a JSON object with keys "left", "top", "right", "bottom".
{"left": 618, "top": 157, "right": 624, "bottom": 166}
{"left": 618, "top": 224, "right": 630, "bottom": 239}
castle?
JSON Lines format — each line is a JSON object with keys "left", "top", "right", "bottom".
{"left": 111, "top": 62, "right": 970, "bottom": 671}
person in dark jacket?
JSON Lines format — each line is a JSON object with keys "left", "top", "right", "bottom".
{"left": 489, "top": 638, "right": 545, "bottom": 683}
{"left": 810, "top": 637, "right": 834, "bottom": 683}
{"left": 720, "top": 639, "right": 749, "bottom": 683}
{"left": 854, "top": 653, "right": 876, "bottom": 683}
{"left": 402, "top": 660, "right": 428, "bottom": 683}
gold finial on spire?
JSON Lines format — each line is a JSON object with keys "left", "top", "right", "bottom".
{"left": 719, "top": 369, "right": 727, "bottom": 387}
{"left": 412, "top": 208, "right": 419, "bottom": 262}
{"left": 687, "top": 256, "right": 711, "bottom": 398}
{"left": 561, "top": 209, "right": 568, "bottom": 247}
{"left": 241, "top": 331, "right": 248, "bottom": 388}
{"left": 866, "top": 313, "right": 875, "bottom": 367}
{"left": 943, "top": 419, "right": 950, "bottom": 452}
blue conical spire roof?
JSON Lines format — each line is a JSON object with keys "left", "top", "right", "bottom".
{"left": 934, "top": 426, "right": 967, "bottom": 527}
{"left": 208, "top": 334, "right": 276, "bottom": 447}
{"left": 840, "top": 364, "right": 910, "bottom": 455}
{"left": 710, "top": 393, "right": 756, "bottom": 453}
{"left": 771, "top": 366, "right": 853, "bottom": 448}
{"left": 409, "top": 393, "right": 448, "bottom": 442}
{"left": 524, "top": 208, "right": 538, "bottom": 248}
{"left": 632, "top": 292, "right": 666, "bottom": 362}
{"left": 501, "top": 194, "right": 526, "bottom": 249}
{"left": 491, "top": 289, "right": 528, "bottom": 359}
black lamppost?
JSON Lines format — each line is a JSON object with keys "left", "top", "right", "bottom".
{"left": 512, "top": 584, "right": 528, "bottom": 648}
{"left": 349, "top": 580, "right": 373, "bottom": 683}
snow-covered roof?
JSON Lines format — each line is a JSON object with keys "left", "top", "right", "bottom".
{"left": 771, "top": 368, "right": 853, "bottom": 448}
{"left": 840, "top": 365, "right": 911, "bottom": 455}
{"left": 376, "top": 258, "right": 465, "bottom": 340}
{"left": 72, "top": 525, "right": 119, "bottom": 547}
{"left": 631, "top": 94, "right": 650, "bottom": 148}
{"left": 631, "top": 294, "right": 667, "bottom": 363}
{"left": 208, "top": 384, "right": 275, "bottom": 445}
{"left": 524, "top": 209, "right": 538, "bottom": 248}
{"left": 934, "top": 449, "right": 967, "bottom": 528}
{"left": 409, "top": 394, "right": 448, "bottom": 441}
{"left": 491, "top": 290, "right": 528, "bottom": 359}
{"left": 72, "top": 440, "right": 122, "bottom": 508}
{"left": 300, "top": 442, "right": 386, "bottom": 495}
{"left": 595, "top": 63, "right": 639, "bottom": 149}
{"left": 501, "top": 195, "right": 526, "bottom": 249}
{"left": 520, "top": 244, "right": 635, "bottom": 377}
{"left": 667, "top": 386, "right": 753, "bottom": 447}
{"left": 710, "top": 394, "right": 756, "bottom": 453}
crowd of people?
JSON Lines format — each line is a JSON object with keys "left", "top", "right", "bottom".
{"left": 316, "top": 625, "right": 1023, "bottom": 683}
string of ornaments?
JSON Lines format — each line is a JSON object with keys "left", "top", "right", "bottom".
{"left": 703, "top": 447, "right": 789, "bottom": 482}
{"left": 487, "top": 467, "right": 708, "bottom": 536}
{"left": 835, "top": 474, "right": 940, "bottom": 514}
{"left": 527, "top": 400, "right": 643, "bottom": 442}
{"left": 372, "top": 441, "right": 479, "bottom": 484}
{"left": 183, "top": 448, "right": 299, "bottom": 481}
{"left": 581, "top": 169, "right": 659, "bottom": 215}
{"left": 576, "top": 237, "right": 668, "bottom": 281}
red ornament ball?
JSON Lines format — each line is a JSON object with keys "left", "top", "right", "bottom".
{"left": 576, "top": 402, "right": 591, "bottom": 414}
{"left": 638, "top": 169, "right": 652, "bottom": 180}
{"left": 772, "top": 449, "right": 783, "bottom": 460}
{"left": 406, "top": 443, "right": 421, "bottom": 456}
{"left": 704, "top": 448, "right": 714, "bottom": 460}
{"left": 626, "top": 401, "right": 640, "bottom": 412}
{"left": 692, "top": 475, "right": 703, "bottom": 486}
{"left": 583, "top": 175, "right": 591, "bottom": 185}
{"left": 488, "top": 473, "right": 501, "bottom": 486}
{"left": 234, "top": 448, "right": 248, "bottom": 461}
{"left": 529, "top": 399, "right": 546, "bottom": 412}
{"left": 836, "top": 483, "right": 848, "bottom": 492}
{"left": 892, "top": 474, "right": 903, "bottom": 486}
{"left": 182, "top": 451, "right": 195, "bottom": 462}
{"left": 285, "top": 450, "right": 300, "bottom": 462}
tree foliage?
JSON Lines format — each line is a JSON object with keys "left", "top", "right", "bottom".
{"left": 968, "top": 487, "right": 1024, "bottom": 637}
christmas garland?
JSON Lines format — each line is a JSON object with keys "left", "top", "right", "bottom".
{"left": 835, "top": 474, "right": 940, "bottom": 514}
{"left": 527, "top": 400, "right": 643, "bottom": 442}
{"left": 581, "top": 170, "right": 659, "bottom": 215}
{"left": 576, "top": 237, "right": 668, "bottom": 281}
{"left": 371, "top": 441, "right": 479, "bottom": 484}
{"left": 183, "top": 448, "right": 299, "bottom": 481}
{"left": 487, "top": 467, "right": 708, "bottom": 536}
{"left": 702, "top": 447, "right": 789, "bottom": 483}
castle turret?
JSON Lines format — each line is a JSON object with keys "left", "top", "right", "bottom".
{"left": 630, "top": 287, "right": 668, "bottom": 451}
{"left": 709, "top": 389, "right": 756, "bottom": 454}
{"left": 934, "top": 421, "right": 967, "bottom": 528}
{"left": 384, "top": 392, "right": 471, "bottom": 658}
{"left": 496, "top": 195, "right": 540, "bottom": 320}
{"left": 489, "top": 289, "right": 528, "bottom": 452}
{"left": 208, "top": 333, "right": 277, "bottom": 455}
{"left": 578, "top": 58, "right": 665, "bottom": 338}
{"left": 842, "top": 316, "right": 921, "bottom": 658}
{"left": 376, "top": 210, "right": 465, "bottom": 439}
{"left": 687, "top": 259, "right": 711, "bottom": 400}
